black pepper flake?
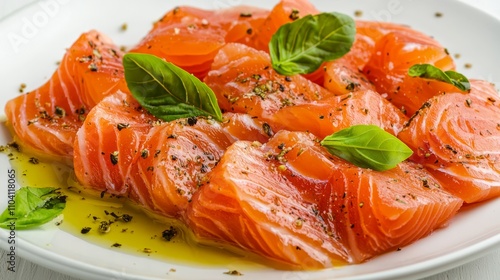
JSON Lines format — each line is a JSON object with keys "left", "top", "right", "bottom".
{"left": 239, "top": 12, "right": 252, "bottom": 17}
{"left": 81, "top": 227, "right": 91, "bottom": 234}
{"left": 289, "top": 9, "right": 300, "bottom": 20}
{"left": 121, "top": 214, "right": 133, "bottom": 222}
{"left": 262, "top": 123, "right": 273, "bottom": 137}
{"left": 7, "top": 142, "right": 20, "bottom": 152}
{"left": 285, "top": 76, "right": 292, "bottom": 82}
{"left": 110, "top": 151, "right": 119, "bottom": 165}
{"left": 154, "top": 150, "right": 161, "bottom": 157}
{"left": 19, "top": 83, "right": 27, "bottom": 93}
{"left": 187, "top": 116, "right": 197, "bottom": 126}
{"left": 278, "top": 83, "right": 285, "bottom": 92}
{"left": 55, "top": 106, "right": 66, "bottom": 118}
{"left": 111, "top": 243, "right": 122, "bottom": 248}
{"left": 200, "top": 164, "right": 209, "bottom": 173}
{"left": 397, "top": 247, "right": 402, "bottom": 251}
{"left": 345, "top": 82, "right": 360, "bottom": 91}
{"left": 465, "top": 98, "right": 472, "bottom": 107}
{"left": 28, "top": 157, "right": 39, "bottom": 164}
{"left": 354, "top": 10, "right": 363, "bottom": 17}
{"left": 141, "top": 149, "right": 149, "bottom": 159}
{"left": 246, "top": 28, "right": 253, "bottom": 35}
{"left": 88, "top": 63, "right": 98, "bottom": 72}
{"left": 162, "top": 226, "right": 178, "bottom": 241}
{"left": 435, "top": 12, "right": 443, "bottom": 17}
{"left": 422, "top": 178, "right": 430, "bottom": 188}
{"left": 223, "top": 270, "right": 243, "bottom": 276}
{"left": 444, "top": 144, "right": 457, "bottom": 154}
{"left": 98, "top": 221, "right": 112, "bottom": 233}
{"left": 117, "top": 123, "right": 129, "bottom": 131}
{"left": 205, "top": 152, "right": 215, "bottom": 161}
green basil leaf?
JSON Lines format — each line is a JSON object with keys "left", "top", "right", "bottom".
{"left": 269, "top": 12, "right": 355, "bottom": 75}
{"left": 123, "top": 53, "right": 223, "bottom": 122}
{"left": 320, "top": 125, "right": 413, "bottom": 171}
{"left": 408, "top": 64, "right": 470, "bottom": 91}
{"left": 0, "top": 187, "right": 66, "bottom": 229}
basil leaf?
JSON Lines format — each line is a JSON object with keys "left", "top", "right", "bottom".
{"left": 123, "top": 53, "right": 223, "bottom": 122}
{"left": 320, "top": 125, "right": 413, "bottom": 171}
{"left": 269, "top": 12, "right": 355, "bottom": 75}
{"left": 0, "top": 187, "right": 66, "bottom": 229}
{"left": 408, "top": 64, "right": 470, "bottom": 91}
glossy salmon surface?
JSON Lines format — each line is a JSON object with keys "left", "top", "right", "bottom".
{"left": 5, "top": 30, "right": 127, "bottom": 159}
{"left": 187, "top": 130, "right": 462, "bottom": 268}
{"left": 398, "top": 84, "right": 500, "bottom": 203}
{"left": 363, "top": 29, "right": 455, "bottom": 116}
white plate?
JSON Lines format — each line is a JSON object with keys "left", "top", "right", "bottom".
{"left": 1, "top": 0, "right": 500, "bottom": 279}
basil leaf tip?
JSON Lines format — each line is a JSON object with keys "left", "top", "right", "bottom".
{"left": 0, "top": 186, "right": 66, "bottom": 229}
{"left": 269, "top": 12, "right": 356, "bottom": 76}
{"left": 123, "top": 53, "right": 223, "bottom": 122}
{"left": 408, "top": 64, "right": 470, "bottom": 91}
{"left": 320, "top": 125, "right": 413, "bottom": 171}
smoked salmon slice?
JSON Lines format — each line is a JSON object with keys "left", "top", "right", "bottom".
{"left": 5, "top": 30, "right": 127, "bottom": 160}
{"left": 129, "top": 6, "right": 269, "bottom": 79}
{"left": 363, "top": 29, "right": 455, "bottom": 116}
{"left": 270, "top": 90, "right": 408, "bottom": 139}
{"left": 129, "top": 114, "right": 271, "bottom": 217}
{"left": 128, "top": 114, "right": 270, "bottom": 218}
{"left": 74, "top": 94, "right": 271, "bottom": 217}
{"left": 187, "top": 130, "right": 462, "bottom": 268}
{"left": 204, "top": 42, "right": 333, "bottom": 121}
{"left": 322, "top": 32, "right": 376, "bottom": 95}
{"left": 322, "top": 20, "right": 414, "bottom": 95}
{"left": 127, "top": 117, "right": 237, "bottom": 217}
{"left": 324, "top": 159, "right": 462, "bottom": 263}
{"left": 73, "top": 90, "right": 157, "bottom": 196}
{"left": 397, "top": 84, "right": 500, "bottom": 203}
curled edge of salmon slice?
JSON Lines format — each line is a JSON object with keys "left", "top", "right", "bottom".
{"left": 73, "top": 90, "right": 157, "bottom": 196}
{"left": 398, "top": 81, "right": 500, "bottom": 203}
{"left": 5, "top": 30, "right": 126, "bottom": 159}
{"left": 251, "top": 0, "right": 319, "bottom": 52}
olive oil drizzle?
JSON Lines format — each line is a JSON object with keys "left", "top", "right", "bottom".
{"left": 6, "top": 147, "right": 272, "bottom": 270}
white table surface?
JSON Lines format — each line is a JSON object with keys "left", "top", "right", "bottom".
{"left": 1, "top": 1, "right": 500, "bottom": 280}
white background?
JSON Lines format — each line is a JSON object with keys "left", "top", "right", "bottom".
{"left": 1, "top": 0, "right": 499, "bottom": 279}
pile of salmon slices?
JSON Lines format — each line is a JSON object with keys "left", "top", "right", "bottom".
{"left": 4, "top": 0, "right": 500, "bottom": 270}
